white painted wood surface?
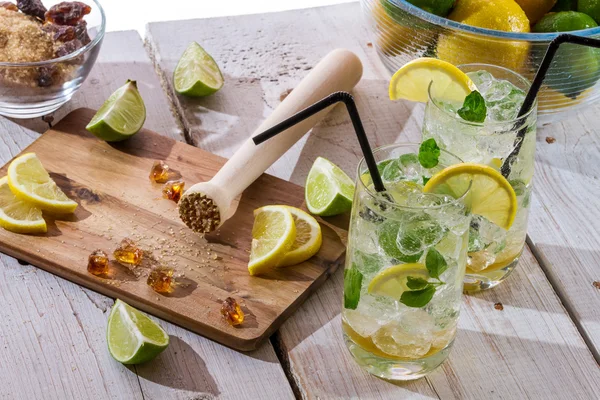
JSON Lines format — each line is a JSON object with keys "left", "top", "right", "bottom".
{"left": 0, "top": 31, "right": 294, "bottom": 400}
{"left": 147, "top": 3, "right": 600, "bottom": 398}
{"left": 528, "top": 110, "right": 600, "bottom": 361}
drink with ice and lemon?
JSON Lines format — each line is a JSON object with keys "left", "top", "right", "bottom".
{"left": 342, "top": 143, "right": 471, "bottom": 381}
{"left": 422, "top": 64, "right": 536, "bottom": 291}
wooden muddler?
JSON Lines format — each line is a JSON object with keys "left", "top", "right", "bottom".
{"left": 178, "top": 48, "right": 363, "bottom": 233}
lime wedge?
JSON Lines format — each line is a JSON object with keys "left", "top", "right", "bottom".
{"left": 368, "top": 263, "right": 430, "bottom": 300}
{"left": 107, "top": 299, "right": 169, "bottom": 365}
{"left": 305, "top": 157, "right": 354, "bottom": 216}
{"left": 86, "top": 80, "right": 146, "bottom": 142}
{"left": 174, "top": 42, "right": 224, "bottom": 97}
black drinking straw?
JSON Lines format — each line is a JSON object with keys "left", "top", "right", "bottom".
{"left": 501, "top": 33, "right": 600, "bottom": 177}
{"left": 253, "top": 91, "right": 386, "bottom": 192}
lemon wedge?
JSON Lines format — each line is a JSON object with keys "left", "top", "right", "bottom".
{"left": 7, "top": 153, "right": 77, "bottom": 214}
{"left": 278, "top": 206, "right": 322, "bottom": 267}
{"left": 368, "top": 263, "right": 430, "bottom": 300}
{"left": 0, "top": 176, "right": 46, "bottom": 234}
{"left": 424, "top": 163, "right": 517, "bottom": 230}
{"left": 248, "top": 205, "right": 296, "bottom": 276}
{"left": 389, "top": 58, "right": 476, "bottom": 103}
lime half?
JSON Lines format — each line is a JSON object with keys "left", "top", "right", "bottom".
{"left": 86, "top": 80, "right": 146, "bottom": 142}
{"left": 107, "top": 299, "right": 169, "bottom": 365}
{"left": 174, "top": 42, "right": 224, "bottom": 97}
{"left": 305, "top": 157, "right": 354, "bottom": 216}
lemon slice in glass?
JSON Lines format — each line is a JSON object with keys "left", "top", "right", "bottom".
{"left": 0, "top": 176, "right": 46, "bottom": 234}
{"left": 278, "top": 206, "right": 322, "bottom": 267}
{"left": 389, "top": 58, "right": 476, "bottom": 103}
{"left": 368, "top": 263, "right": 430, "bottom": 300}
{"left": 107, "top": 299, "right": 169, "bottom": 365}
{"left": 424, "top": 163, "right": 517, "bottom": 230}
{"left": 7, "top": 153, "right": 77, "bottom": 214}
{"left": 248, "top": 205, "right": 296, "bottom": 276}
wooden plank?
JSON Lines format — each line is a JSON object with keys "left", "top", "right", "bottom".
{"left": 526, "top": 110, "right": 600, "bottom": 360}
{"left": 0, "top": 118, "right": 144, "bottom": 400}
{"left": 147, "top": 4, "right": 600, "bottom": 398}
{"left": 11, "top": 31, "right": 184, "bottom": 142}
{"left": 2, "top": 31, "right": 295, "bottom": 399}
{"left": 0, "top": 108, "right": 344, "bottom": 351}
{"left": 135, "top": 323, "right": 294, "bottom": 400}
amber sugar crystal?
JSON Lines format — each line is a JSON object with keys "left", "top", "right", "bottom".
{"left": 162, "top": 180, "right": 185, "bottom": 203}
{"left": 221, "top": 297, "right": 244, "bottom": 326}
{"left": 113, "top": 237, "right": 143, "bottom": 266}
{"left": 147, "top": 267, "right": 174, "bottom": 294}
{"left": 149, "top": 160, "right": 170, "bottom": 183}
{"left": 87, "top": 249, "right": 109, "bottom": 276}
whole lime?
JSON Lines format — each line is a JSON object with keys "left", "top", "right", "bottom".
{"left": 405, "top": 0, "right": 455, "bottom": 17}
{"left": 533, "top": 12, "right": 600, "bottom": 99}
{"left": 578, "top": 0, "right": 600, "bottom": 24}
{"left": 533, "top": 10, "right": 597, "bottom": 31}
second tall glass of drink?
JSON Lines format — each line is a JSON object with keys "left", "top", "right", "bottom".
{"left": 422, "top": 64, "right": 537, "bottom": 291}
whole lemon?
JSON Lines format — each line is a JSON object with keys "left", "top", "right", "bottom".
{"left": 514, "top": 0, "right": 557, "bottom": 24}
{"left": 436, "top": 0, "right": 530, "bottom": 71}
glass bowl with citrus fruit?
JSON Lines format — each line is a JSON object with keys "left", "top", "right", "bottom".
{"left": 0, "top": 0, "right": 105, "bottom": 118}
{"left": 362, "top": 0, "right": 600, "bottom": 121}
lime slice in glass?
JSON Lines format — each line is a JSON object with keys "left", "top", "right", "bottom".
{"left": 305, "top": 157, "right": 354, "bottom": 216}
{"left": 107, "top": 299, "right": 169, "bottom": 365}
{"left": 86, "top": 80, "right": 146, "bottom": 142}
{"left": 174, "top": 42, "right": 224, "bottom": 97}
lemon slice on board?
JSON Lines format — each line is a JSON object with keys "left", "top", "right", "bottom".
{"left": 0, "top": 176, "right": 46, "bottom": 234}
{"left": 368, "top": 263, "right": 431, "bottom": 300}
{"left": 107, "top": 299, "right": 169, "bottom": 365}
{"left": 248, "top": 205, "right": 296, "bottom": 276}
{"left": 7, "top": 153, "right": 77, "bottom": 214}
{"left": 424, "top": 163, "right": 517, "bottom": 230}
{"left": 389, "top": 58, "right": 476, "bottom": 103}
{"left": 278, "top": 206, "right": 322, "bottom": 267}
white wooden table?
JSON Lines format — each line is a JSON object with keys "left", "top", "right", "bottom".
{"left": 1, "top": 3, "right": 600, "bottom": 399}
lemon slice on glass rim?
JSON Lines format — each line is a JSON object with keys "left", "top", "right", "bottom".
{"left": 389, "top": 58, "right": 476, "bottom": 103}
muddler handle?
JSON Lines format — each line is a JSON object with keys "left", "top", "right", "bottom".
{"left": 209, "top": 48, "right": 363, "bottom": 198}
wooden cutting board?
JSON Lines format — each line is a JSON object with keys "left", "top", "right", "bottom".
{"left": 0, "top": 108, "right": 347, "bottom": 351}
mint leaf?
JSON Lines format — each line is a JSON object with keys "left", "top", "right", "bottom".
{"left": 458, "top": 90, "right": 487, "bottom": 123}
{"left": 378, "top": 220, "right": 423, "bottom": 263}
{"left": 426, "top": 248, "right": 448, "bottom": 279}
{"left": 418, "top": 138, "right": 440, "bottom": 168}
{"left": 398, "top": 153, "right": 419, "bottom": 167}
{"left": 422, "top": 176, "right": 430, "bottom": 185}
{"left": 400, "top": 285, "right": 436, "bottom": 308}
{"left": 344, "top": 266, "right": 363, "bottom": 310}
{"left": 406, "top": 276, "right": 429, "bottom": 290}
